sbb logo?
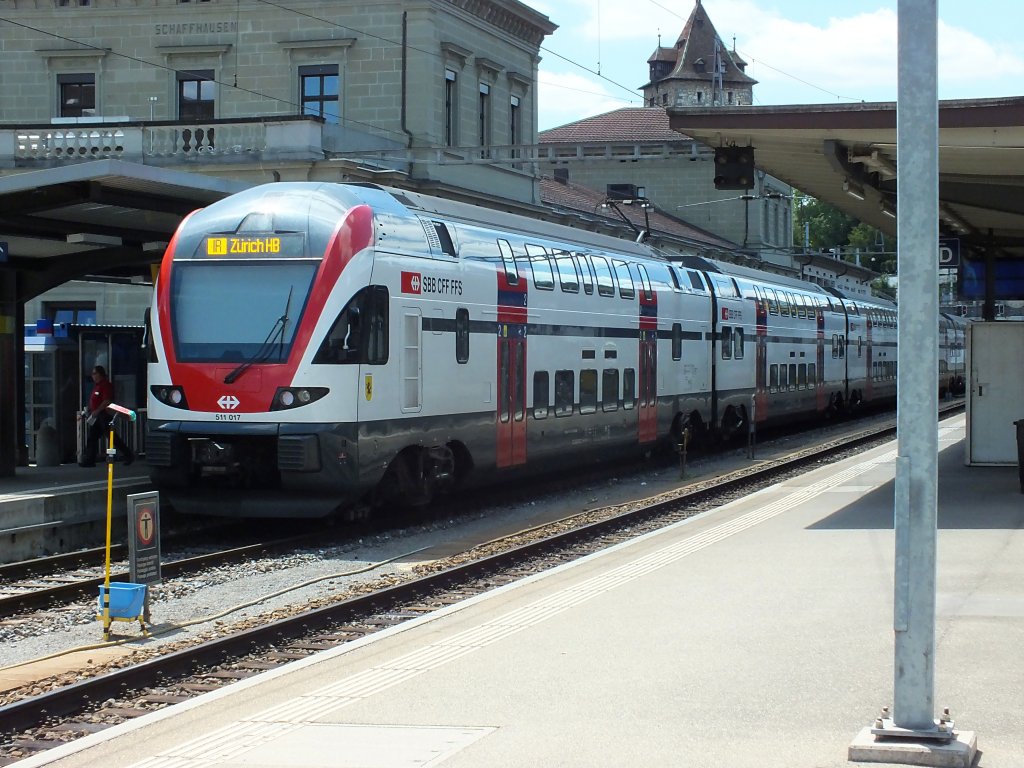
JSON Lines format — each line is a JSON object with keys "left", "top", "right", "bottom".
{"left": 401, "top": 271, "right": 421, "bottom": 294}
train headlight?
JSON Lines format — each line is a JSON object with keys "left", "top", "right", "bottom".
{"left": 150, "top": 385, "right": 189, "bottom": 409}
{"left": 270, "top": 386, "right": 329, "bottom": 411}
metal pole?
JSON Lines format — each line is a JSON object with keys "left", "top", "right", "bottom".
{"left": 893, "top": 0, "right": 939, "bottom": 731}
{"left": 101, "top": 420, "right": 115, "bottom": 641}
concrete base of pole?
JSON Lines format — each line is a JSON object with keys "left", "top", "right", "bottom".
{"left": 849, "top": 727, "right": 977, "bottom": 767}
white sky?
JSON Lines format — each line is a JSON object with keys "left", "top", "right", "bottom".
{"left": 532, "top": 1, "right": 1024, "bottom": 131}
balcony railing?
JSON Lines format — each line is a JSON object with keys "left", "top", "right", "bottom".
{"left": 0, "top": 116, "right": 369, "bottom": 167}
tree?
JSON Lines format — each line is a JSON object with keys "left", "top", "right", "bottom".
{"left": 792, "top": 191, "right": 895, "bottom": 272}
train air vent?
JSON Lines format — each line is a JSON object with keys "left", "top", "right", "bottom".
{"left": 278, "top": 435, "right": 321, "bottom": 473}
{"left": 419, "top": 218, "right": 457, "bottom": 257}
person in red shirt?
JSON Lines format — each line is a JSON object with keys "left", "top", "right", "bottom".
{"left": 80, "top": 365, "right": 134, "bottom": 467}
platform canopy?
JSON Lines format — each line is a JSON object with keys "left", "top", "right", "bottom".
{"left": 0, "top": 159, "right": 248, "bottom": 297}
{"left": 667, "top": 97, "right": 1024, "bottom": 262}
{"left": 0, "top": 159, "right": 249, "bottom": 476}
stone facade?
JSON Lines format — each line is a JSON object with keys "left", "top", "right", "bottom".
{"left": 0, "top": 0, "right": 555, "bottom": 204}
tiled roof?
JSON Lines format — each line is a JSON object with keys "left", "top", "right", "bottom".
{"left": 540, "top": 176, "right": 738, "bottom": 251}
{"left": 668, "top": 1, "right": 756, "bottom": 86}
{"left": 538, "top": 107, "right": 689, "bottom": 143}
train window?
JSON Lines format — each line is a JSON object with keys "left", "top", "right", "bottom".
{"left": 526, "top": 244, "right": 554, "bottom": 290}
{"left": 788, "top": 363, "right": 796, "bottom": 389}
{"left": 808, "top": 363, "right": 816, "bottom": 385}
{"left": 733, "top": 327, "right": 744, "bottom": 359}
{"left": 832, "top": 334, "right": 839, "bottom": 359}
{"left": 721, "top": 326, "right": 733, "bottom": 359}
{"left": 671, "top": 323, "right": 682, "bottom": 361}
{"left": 613, "top": 260, "right": 634, "bottom": 299}
{"left": 554, "top": 370, "right": 574, "bottom": 416}
{"left": 857, "top": 335, "right": 863, "bottom": 357}
{"left": 796, "top": 295, "right": 807, "bottom": 319}
{"left": 498, "top": 343, "right": 511, "bottom": 423}
{"left": 554, "top": 251, "right": 580, "bottom": 293}
{"left": 637, "top": 264, "right": 654, "bottom": 301}
{"left": 666, "top": 266, "right": 683, "bottom": 291}
{"left": 623, "top": 368, "right": 636, "bottom": 409}
{"left": 839, "top": 335, "right": 845, "bottom": 358}
{"left": 579, "top": 369, "right": 598, "bottom": 414}
{"left": 574, "top": 253, "right": 594, "bottom": 294}
{"left": 514, "top": 345, "right": 526, "bottom": 422}
{"left": 769, "top": 364, "right": 779, "bottom": 390}
{"left": 798, "top": 363, "right": 807, "bottom": 387}
{"left": 778, "top": 364, "right": 787, "bottom": 389}
{"left": 591, "top": 255, "right": 615, "bottom": 297}
{"left": 314, "top": 285, "right": 389, "bottom": 365}
{"left": 709, "top": 274, "right": 737, "bottom": 298}
{"left": 787, "top": 291, "right": 799, "bottom": 316}
{"left": 497, "top": 239, "right": 519, "bottom": 285}
{"left": 687, "top": 271, "right": 705, "bottom": 291}
{"left": 533, "top": 371, "right": 549, "bottom": 419}
{"left": 752, "top": 285, "right": 764, "bottom": 311}
{"left": 765, "top": 288, "right": 779, "bottom": 315}
{"left": 602, "top": 369, "right": 619, "bottom": 412}
{"left": 456, "top": 308, "right": 470, "bottom": 364}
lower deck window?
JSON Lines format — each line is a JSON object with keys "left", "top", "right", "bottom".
{"left": 554, "top": 370, "right": 574, "bottom": 416}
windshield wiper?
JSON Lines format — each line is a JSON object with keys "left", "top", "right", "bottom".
{"left": 223, "top": 287, "right": 293, "bottom": 384}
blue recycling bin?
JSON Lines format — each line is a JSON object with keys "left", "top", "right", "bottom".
{"left": 98, "top": 582, "right": 146, "bottom": 619}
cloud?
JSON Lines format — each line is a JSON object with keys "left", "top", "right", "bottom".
{"left": 539, "top": 1, "right": 1024, "bottom": 109}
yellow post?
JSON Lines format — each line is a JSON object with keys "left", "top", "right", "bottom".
{"left": 101, "top": 421, "right": 115, "bottom": 641}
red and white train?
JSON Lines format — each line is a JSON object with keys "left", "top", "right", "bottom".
{"left": 145, "top": 182, "right": 965, "bottom": 517}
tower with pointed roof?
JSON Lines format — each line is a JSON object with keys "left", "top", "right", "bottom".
{"left": 642, "top": 0, "right": 756, "bottom": 108}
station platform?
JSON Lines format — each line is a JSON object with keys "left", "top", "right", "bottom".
{"left": 14, "top": 415, "right": 1024, "bottom": 767}
{"left": 0, "top": 461, "right": 152, "bottom": 562}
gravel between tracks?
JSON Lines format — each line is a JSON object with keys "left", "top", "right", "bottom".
{"left": 0, "top": 413, "right": 903, "bottom": 686}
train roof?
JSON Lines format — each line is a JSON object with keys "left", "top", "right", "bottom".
{"left": 366, "top": 183, "right": 669, "bottom": 261}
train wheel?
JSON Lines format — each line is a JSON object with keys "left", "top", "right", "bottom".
{"left": 376, "top": 445, "right": 457, "bottom": 508}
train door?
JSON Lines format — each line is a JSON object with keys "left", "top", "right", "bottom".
{"left": 754, "top": 288, "right": 768, "bottom": 422}
{"left": 496, "top": 246, "right": 528, "bottom": 468}
{"left": 400, "top": 308, "right": 422, "bottom": 412}
{"left": 816, "top": 301, "right": 827, "bottom": 412}
{"left": 865, "top": 311, "right": 874, "bottom": 401}
{"left": 638, "top": 273, "right": 658, "bottom": 443}
{"left": 496, "top": 329, "right": 526, "bottom": 467}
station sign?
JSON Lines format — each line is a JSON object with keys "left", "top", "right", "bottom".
{"left": 127, "top": 491, "right": 162, "bottom": 585}
{"left": 939, "top": 237, "right": 960, "bottom": 268}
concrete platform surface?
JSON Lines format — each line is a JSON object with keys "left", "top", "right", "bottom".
{"left": 14, "top": 416, "right": 1024, "bottom": 768}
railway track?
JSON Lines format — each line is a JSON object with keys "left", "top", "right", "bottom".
{"left": 0, "top": 524, "right": 330, "bottom": 617}
{"left": 0, "top": 404, "right": 963, "bottom": 764}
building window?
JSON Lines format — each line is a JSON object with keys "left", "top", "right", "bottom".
{"left": 478, "top": 82, "right": 490, "bottom": 157}
{"left": 58, "top": 74, "right": 95, "bottom": 118}
{"left": 445, "top": 68, "right": 458, "bottom": 146}
{"left": 510, "top": 94, "right": 520, "bottom": 156}
{"left": 177, "top": 70, "right": 215, "bottom": 121}
{"left": 299, "top": 64, "right": 339, "bottom": 124}
{"left": 46, "top": 302, "right": 97, "bottom": 327}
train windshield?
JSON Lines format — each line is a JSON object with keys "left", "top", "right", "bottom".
{"left": 171, "top": 261, "right": 318, "bottom": 363}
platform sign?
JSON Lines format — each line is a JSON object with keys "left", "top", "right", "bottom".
{"left": 0, "top": 242, "right": 7, "bottom": 262}
{"left": 939, "top": 237, "right": 960, "bottom": 268}
{"left": 127, "top": 491, "right": 162, "bottom": 584}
